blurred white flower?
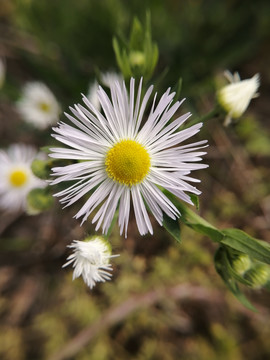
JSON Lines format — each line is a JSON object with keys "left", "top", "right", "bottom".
{"left": 0, "top": 144, "right": 45, "bottom": 212}
{"left": 50, "top": 78, "right": 208, "bottom": 236}
{"left": 87, "top": 80, "right": 100, "bottom": 110}
{"left": 100, "top": 71, "right": 124, "bottom": 87}
{"left": 63, "top": 236, "right": 118, "bottom": 289}
{"left": 217, "top": 71, "right": 260, "bottom": 126}
{"left": 16, "top": 82, "right": 61, "bottom": 129}
{"left": 87, "top": 73, "right": 123, "bottom": 110}
{"left": 0, "top": 58, "right": 5, "bottom": 88}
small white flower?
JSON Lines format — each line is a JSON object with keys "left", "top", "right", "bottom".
{"left": 63, "top": 236, "right": 118, "bottom": 289}
{"left": 100, "top": 71, "right": 124, "bottom": 87}
{"left": 50, "top": 78, "right": 208, "bottom": 236}
{"left": 0, "top": 144, "right": 45, "bottom": 212}
{"left": 0, "top": 58, "right": 5, "bottom": 88}
{"left": 87, "top": 80, "right": 100, "bottom": 111}
{"left": 17, "top": 82, "right": 61, "bottom": 129}
{"left": 217, "top": 71, "right": 260, "bottom": 126}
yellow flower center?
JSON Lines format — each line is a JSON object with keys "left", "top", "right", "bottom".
{"left": 9, "top": 169, "right": 28, "bottom": 187}
{"left": 38, "top": 102, "right": 51, "bottom": 112}
{"left": 105, "top": 139, "right": 151, "bottom": 186}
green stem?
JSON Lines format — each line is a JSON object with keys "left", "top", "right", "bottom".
{"left": 164, "top": 190, "right": 224, "bottom": 242}
{"left": 188, "top": 105, "right": 221, "bottom": 127}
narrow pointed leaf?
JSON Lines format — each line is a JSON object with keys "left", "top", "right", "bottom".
{"left": 163, "top": 213, "right": 181, "bottom": 243}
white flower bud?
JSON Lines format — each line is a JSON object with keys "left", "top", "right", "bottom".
{"left": 63, "top": 236, "right": 119, "bottom": 289}
{"left": 217, "top": 71, "right": 260, "bottom": 126}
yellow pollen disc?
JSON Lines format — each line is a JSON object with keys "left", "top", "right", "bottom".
{"left": 105, "top": 139, "right": 150, "bottom": 186}
{"left": 9, "top": 169, "right": 28, "bottom": 187}
{"left": 38, "top": 102, "right": 51, "bottom": 112}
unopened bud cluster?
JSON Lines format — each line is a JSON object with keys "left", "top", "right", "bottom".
{"left": 232, "top": 254, "right": 269, "bottom": 289}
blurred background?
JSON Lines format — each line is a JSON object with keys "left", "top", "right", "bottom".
{"left": 0, "top": 0, "right": 270, "bottom": 359}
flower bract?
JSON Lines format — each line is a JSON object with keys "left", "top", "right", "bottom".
{"left": 50, "top": 78, "right": 208, "bottom": 236}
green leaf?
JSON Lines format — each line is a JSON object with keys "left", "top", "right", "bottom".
{"left": 189, "top": 193, "right": 199, "bottom": 210}
{"left": 163, "top": 213, "right": 181, "bottom": 243}
{"left": 174, "top": 77, "right": 183, "bottom": 103}
{"left": 221, "top": 228, "right": 270, "bottom": 265}
{"left": 40, "top": 146, "right": 53, "bottom": 154}
{"left": 214, "top": 247, "right": 257, "bottom": 311}
{"left": 104, "top": 209, "right": 119, "bottom": 239}
{"left": 264, "top": 281, "right": 270, "bottom": 291}
{"left": 187, "top": 223, "right": 224, "bottom": 242}
{"left": 26, "top": 187, "right": 54, "bottom": 215}
{"left": 163, "top": 190, "right": 223, "bottom": 242}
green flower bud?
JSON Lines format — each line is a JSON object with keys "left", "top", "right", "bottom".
{"left": 26, "top": 187, "right": 54, "bottom": 215}
{"left": 244, "top": 264, "right": 269, "bottom": 289}
{"left": 129, "top": 50, "right": 145, "bottom": 67}
{"left": 31, "top": 159, "right": 51, "bottom": 180}
{"left": 231, "top": 254, "right": 251, "bottom": 275}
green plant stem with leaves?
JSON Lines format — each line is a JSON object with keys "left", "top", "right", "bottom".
{"left": 162, "top": 191, "right": 270, "bottom": 311}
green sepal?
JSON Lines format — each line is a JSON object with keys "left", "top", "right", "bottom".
{"left": 26, "top": 187, "right": 54, "bottom": 215}
{"left": 129, "top": 17, "right": 144, "bottom": 50}
{"left": 31, "top": 159, "right": 51, "bottom": 180}
{"left": 214, "top": 247, "right": 257, "bottom": 311}
{"left": 163, "top": 213, "right": 181, "bottom": 243}
{"left": 221, "top": 228, "right": 270, "bottom": 265}
{"left": 143, "top": 12, "right": 158, "bottom": 80}
{"left": 112, "top": 13, "right": 158, "bottom": 81}
{"left": 112, "top": 37, "right": 132, "bottom": 78}
{"left": 219, "top": 247, "right": 254, "bottom": 287}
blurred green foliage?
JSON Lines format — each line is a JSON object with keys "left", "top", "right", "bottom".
{"left": 9, "top": 0, "right": 270, "bottom": 103}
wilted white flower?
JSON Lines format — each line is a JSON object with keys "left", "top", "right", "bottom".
{"left": 50, "top": 78, "right": 208, "bottom": 236}
{"left": 217, "top": 71, "right": 260, "bottom": 126}
{"left": 100, "top": 71, "right": 124, "bottom": 87}
{"left": 0, "top": 58, "right": 5, "bottom": 88}
{"left": 63, "top": 236, "right": 118, "bottom": 289}
{"left": 17, "top": 82, "right": 61, "bottom": 129}
{"left": 0, "top": 144, "right": 45, "bottom": 212}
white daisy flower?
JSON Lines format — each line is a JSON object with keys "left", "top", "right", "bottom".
{"left": 0, "top": 144, "right": 46, "bottom": 212}
{"left": 0, "top": 58, "right": 5, "bottom": 89}
{"left": 50, "top": 78, "right": 208, "bottom": 236}
{"left": 63, "top": 236, "right": 118, "bottom": 289}
{"left": 217, "top": 71, "right": 260, "bottom": 126}
{"left": 17, "top": 81, "right": 61, "bottom": 129}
